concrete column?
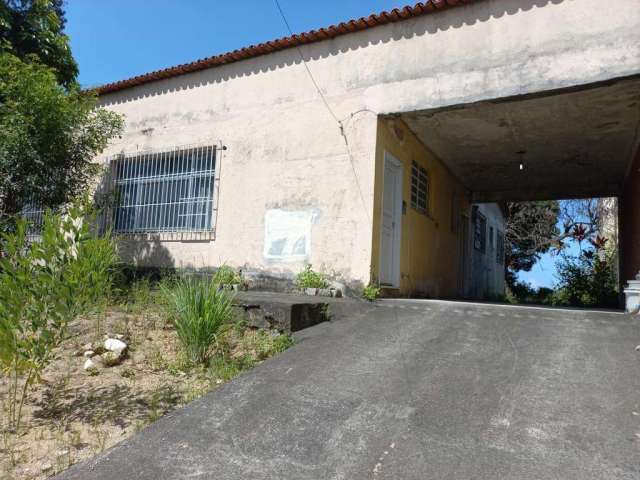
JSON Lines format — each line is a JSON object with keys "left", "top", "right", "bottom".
{"left": 621, "top": 148, "right": 640, "bottom": 284}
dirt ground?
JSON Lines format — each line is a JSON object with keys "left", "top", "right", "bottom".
{"left": 0, "top": 302, "right": 282, "bottom": 480}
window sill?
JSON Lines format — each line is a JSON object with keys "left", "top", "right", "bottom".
{"left": 115, "top": 231, "right": 215, "bottom": 242}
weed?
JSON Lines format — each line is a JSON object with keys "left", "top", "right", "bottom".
{"left": 147, "top": 345, "right": 168, "bottom": 372}
{"left": 89, "top": 422, "right": 109, "bottom": 454}
{"left": 213, "top": 265, "right": 242, "bottom": 285}
{"left": 163, "top": 277, "right": 235, "bottom": 364}
{"left": 207, "top": 356, "right": 242, "bottom": 382}
{"left": 362, "top": 283, "right": 381, "bottom": 302}
{"left": 295, "top": 264, "right": 328, "bottom": 289}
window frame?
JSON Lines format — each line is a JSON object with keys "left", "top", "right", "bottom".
{"left": 109, "top": 145, "right": 218, "bottom": 237}
{"left": 474, "top": 211, "right": 487, "bottom": 253}
{"left": 410, "top": 160, "right": 429, "bottom": 216}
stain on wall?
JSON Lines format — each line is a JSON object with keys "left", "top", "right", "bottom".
{"left": 263, "top": 209, "right": 319, "bottom": 262}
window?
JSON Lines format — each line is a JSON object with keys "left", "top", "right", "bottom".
{"left": 410, "top": 161, "right": 429, "bottom": 215}
{"left": 489, "top": 226, "right": 494, "bottom": 250}
{"left": 474, "top": 211, "right": 486, "bottom": 253}
{"left": 111, "top": 145, "right": 216, "bottom": 233}
{"left": 496, "top": 231, "right": 505, "bottom": 264}
{"left": 21, "top": 204, "right": 45, "bottom": 238}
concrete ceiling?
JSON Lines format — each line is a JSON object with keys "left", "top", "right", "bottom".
{"left": 401, "top": 77, "right": 640, "bottom": 202}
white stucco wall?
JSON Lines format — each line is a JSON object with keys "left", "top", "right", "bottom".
{"left": 97, "top": 0, "right": 639, "bottom": 287}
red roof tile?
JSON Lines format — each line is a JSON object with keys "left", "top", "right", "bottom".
{"left": 97, "top": 0, "right": 477, "bottom": 95}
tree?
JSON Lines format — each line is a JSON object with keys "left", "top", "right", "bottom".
{"left": 0, "top": 0, "right": 78, "bottom": 88}
{"left": 504, "top": 199, "right": 603, "bottom": 289}
{"left": 0, "top": 52, "right": 123, "bottom": 227}
{"left": 504, "top": 201, "right": 560, "bottom": 287}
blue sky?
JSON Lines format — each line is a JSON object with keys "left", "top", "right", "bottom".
{"left": 65, "top": 0, "right": 409, "bottom": 88}
{"left": 64, "top": 2, "right": 576, "bottom": 289}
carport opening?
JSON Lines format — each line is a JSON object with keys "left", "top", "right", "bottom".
{"left": 383, "top": 76, "right": 638, "bottom": 309}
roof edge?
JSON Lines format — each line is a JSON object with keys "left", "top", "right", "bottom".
{"left": 97, "top": 0, "right": 477, "bottom": 95}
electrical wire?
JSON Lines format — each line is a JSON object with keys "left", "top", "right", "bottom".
{"left": 272, "top": 0, "right": 373, "bottom": 226}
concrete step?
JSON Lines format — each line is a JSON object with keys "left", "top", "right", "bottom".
{"left": 232, "top": 291, "right": 352, "bottom": 332}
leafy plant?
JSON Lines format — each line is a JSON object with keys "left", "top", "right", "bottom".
{"left": 552, "top": 248, "right": 618, "bottom": 308}
{"left": 213, "top": 265, "right": 242, "bottom": 285}
{"left": 163, "top": 277, "right": 235, "bottom": 364}
{"left": 0, "top": 203, "right": 117, "bottom": 433}
{"left": 295, "top": 264, "right": 328, "bottom": 289}
{"left": 362, "top": 283, "right": 381, "bottom": 302}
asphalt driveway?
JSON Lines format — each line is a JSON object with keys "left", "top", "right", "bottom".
{"left": 58, "top": 299, "right": 640, "bottom": 479}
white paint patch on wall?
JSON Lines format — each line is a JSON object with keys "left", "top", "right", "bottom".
{"left": 263, "top": 209, "right": 319, "bottom": 262}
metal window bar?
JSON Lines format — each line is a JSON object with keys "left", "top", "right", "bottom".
{"left": 22, "top": 204, "right": 45, "bottom": 237}
{"left": 111, "top": 145, "right": 217, "bottom": 234}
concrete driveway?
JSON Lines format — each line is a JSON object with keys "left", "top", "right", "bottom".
{"left": 58, "top": 300, "right": 640, "bottom": 479}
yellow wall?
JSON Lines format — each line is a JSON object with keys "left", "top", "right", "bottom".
{"left": 371, "top": 118, "right": 470, "bottom": 297}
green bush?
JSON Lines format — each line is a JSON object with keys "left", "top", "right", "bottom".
{"left": 552, "top": 249, "right": 618, "bottom": 308}
{"left": 213, "top": 265, "right": 242, "bottom": 285}
{"left": 0, "top": 203, "right": 117, "bottom": 432}
{"left": 362, "top": 283, "right": 381, "bottom": 302}
{"left": 163, "top": 277, "right": 235, "bottom": 364}
{"left": 295, "top": 264, "right": 328, "bottom": 289}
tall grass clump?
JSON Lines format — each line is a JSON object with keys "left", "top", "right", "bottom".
{"left": 163, "top": 277, "right": 234, "bottom": 364}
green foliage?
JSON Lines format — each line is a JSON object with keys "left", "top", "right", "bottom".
{"left": 362, "top": 283, "right": 381, "bottom": 302}
{"left": 505, "top": 281, "right": 554, "bottom": 306}
{"left": 552, "top": 249, "right": 618, "bottom": 308}
{"left": 0, "top": 0, "right": 78, "bottom": 87}
{"left": 0, "top": 202, "right": 117, "bottom": 432}
{"left": 213, "top": 265, "right": 242, "bottom": 285}
{"left": 0, "top": 52, "right": 123, "bottom": 229}
{"left": 504, "top": 201, "right": 560, "bottom": 288}
{"left": 295, "top": 264, "right": 328, "bottom": 289}
{"left": 163, "top": 277, "right": 235, "bottom": 365}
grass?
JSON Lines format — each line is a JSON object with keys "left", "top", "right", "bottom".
{"left": 163, "top": 277, "right": 235, "bottom": 365}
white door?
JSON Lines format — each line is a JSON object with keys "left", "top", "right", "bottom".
{"left": 380, "top": 152, "right": 403, "bottom": 287}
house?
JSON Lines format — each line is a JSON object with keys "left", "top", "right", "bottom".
{"left": 94, "top": 0, "right": 640, "bottom": 298}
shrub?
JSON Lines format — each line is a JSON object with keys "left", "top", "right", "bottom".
{"left": 362, "top": 283, "right": 381, "bottom": 302}
{"left": 213, "top": 265, "right": 242, "bottom": 285}
{"left": 163, "top": 277, "right": 235, "bottom": 364}
{"left": 0, "top": 203, "right": 117, "bottom": 432}
{"left": 295, "top": 264, "right": 328, "bottom": 289}
{"left": 552, "top": 249, "right": 618, "bottom": 308}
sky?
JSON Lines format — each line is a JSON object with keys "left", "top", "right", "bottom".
{"left": 65, "top": 0, "right": 409, "bottom": 88}
{"left": 63, "top": 1, "right": 580, "bottom": 290}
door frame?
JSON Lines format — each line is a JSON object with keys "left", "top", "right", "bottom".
{"left": 379, "top": 151, "right": 403, "bottom": 288}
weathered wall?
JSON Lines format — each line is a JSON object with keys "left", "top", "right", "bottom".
{"left": 372, "top": 118, "right": 470, "bottom": 297}
{"left": 621, "top": 150, "right": 640, "bottom": 284}
{"left": 97, "top": 0, "right": 639, "bottom": 288}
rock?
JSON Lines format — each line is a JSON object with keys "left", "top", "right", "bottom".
{"left": 101, "top": 351, "right": 123, "bottom": 367}
{"left": 305, "top": 288, "right": 318, "bottom": 296}
{"left": 41, "top": 463, "right": 53, "bottom": 472}
{"left": 318, "top": 288, "right": 332, "bottom": 297}
{"left": 83, "top": 358, "right": 98, "bottom": 372}
{"left": 331, "top": 288, "right": 343, "bottom": 298}
{"left": 83, "top": 350, "right": 95, "bottom": 358}
{"left": 104, "top": 338, "right": 127, "bottom": 356}
{"left": 635, "top": 345, "right": 640, "bottom": 351}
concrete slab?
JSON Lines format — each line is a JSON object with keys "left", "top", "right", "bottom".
{"left": 232, "top": 291, "right": 359, "bottom": 332}
{"left": 57, "top": 300, "right": 640, "bottom": 480}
